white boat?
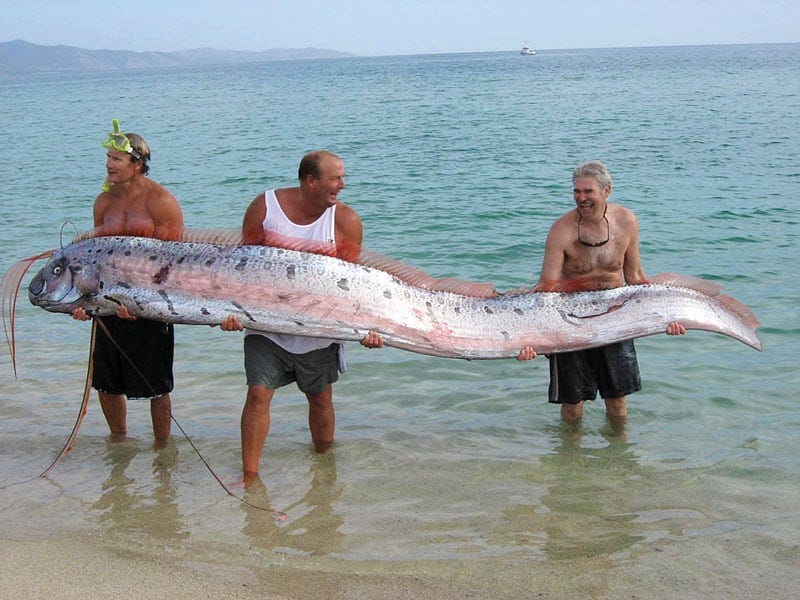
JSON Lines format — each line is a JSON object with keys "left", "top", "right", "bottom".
{"left": 520, "top": 41, "right": 535, "bottom": 55}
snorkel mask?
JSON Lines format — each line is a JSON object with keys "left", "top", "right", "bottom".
{"left": 101, "top": 119, "right": 142, "bottom": 191}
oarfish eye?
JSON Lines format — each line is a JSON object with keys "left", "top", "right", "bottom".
{"left": 52, "top": 265, "right": 63, "bottom": 276}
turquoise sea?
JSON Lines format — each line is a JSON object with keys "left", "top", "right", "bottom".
{"left": 1, "top": 44, "right": 799, "bottom": 598}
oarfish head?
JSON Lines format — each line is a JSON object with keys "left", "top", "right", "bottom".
{"left": 28, "top": 249, "right": 100, "bottom": 312}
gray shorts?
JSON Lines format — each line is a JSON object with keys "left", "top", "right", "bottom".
{"left": 244, "top": 335, "right": 339, "bottom": 394}
{"left": 548, "top": 340, "right": 642, "bottom": 405}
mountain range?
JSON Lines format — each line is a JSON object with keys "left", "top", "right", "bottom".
{"left": 0, "top": 39, "right": 357, "bottom": 74}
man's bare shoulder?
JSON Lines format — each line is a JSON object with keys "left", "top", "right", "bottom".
{"left": 552, "top": 209, "right": 576, "bottom": 226}
{"left": 144, "top": 178, "right": 177, "bottom": 200}
{"left": 334, "top": 201, "right": 360, "bottom": 222}
{"left": 608, "top": 202, "right": 636, "bottom": 219}
{"left": 273, "top": 186, "right": 299, "bottom": 202}
{"left": 546, "top": 210, "right": 576, "bottom": 241}
{"left": 144, "top": 180, "right": 182, "bottom": 218}
{"left": 607, "top": 203, "right": 639, "bottom": 231}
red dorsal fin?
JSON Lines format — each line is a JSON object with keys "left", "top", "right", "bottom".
{"left": 534, "top": 276, "right": 607, "bottom": 293}
{"left": 357, "top": 248, "right": 498, "bottom": 298}
{"left": 263, "top": 231, "right": 337, "bottom": 256}
{"left": 75, "top": 227, "right": 247, "bottom": 246}
{"left": 179, "top": 227, "right": 243, "bottom": 246}
{"left": 648, "top": 273, "right": 759, "bottom": 329}
{"left": 77, "top": 228, "right": 498, "bottom": 299}
{"left": 648, "top": 272, "right": 724, "bottom": 294}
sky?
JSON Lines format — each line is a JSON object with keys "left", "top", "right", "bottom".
{"left": 1, "top": 0, "right": 798, "bottom": 56}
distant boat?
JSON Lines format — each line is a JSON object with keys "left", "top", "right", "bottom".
{"left": 520, "top": 41, "right": 535, "bottom": 55}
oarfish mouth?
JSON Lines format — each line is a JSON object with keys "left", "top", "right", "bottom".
{"left": 28, "top": 269, "right": 74, "bottom": 305}
{"left": 28, "top": 271, "right": 45, "bottom": 297}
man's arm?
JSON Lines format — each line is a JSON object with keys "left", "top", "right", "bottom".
{"left": 620, "top": 210, "right": 685, "bottom": 336}
{"left": 533, "top": 224, "right": 567, "bottom": 292}
{"left": 241, "top": 194, "right": 267, "bottom": 245}
{"left": 333, "top": 203, "right": 383, "bottom": 348}
{"left": 149, "top": 187, "right": 184, "bottom": 241}
{"left": 333, "top": 203, "right": 364, "bottom": 262}
{"left": 621, "top": 211, "right": 648, "bottom": 285}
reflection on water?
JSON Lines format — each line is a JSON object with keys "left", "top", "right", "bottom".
{"left": 92, "top": 438, "right": 188, "bottom": 546}
{"left": 538, "top": 419, "right": 645, "bottom": 561}
{"left": 242, "top": 452, "right": 344, "bottom": 557}
{"left": 497, "top": 417, "right": 649, "bottom": 568}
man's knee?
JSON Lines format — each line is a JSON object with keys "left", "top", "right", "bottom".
{"left": 246, "top": 385, "right": 273, "bottom": 409}
{"left": 604, "top": 396, "right": 628, "bottom": 417}
{"left": 560, "top": 402, "right": 584, "bottom": 421}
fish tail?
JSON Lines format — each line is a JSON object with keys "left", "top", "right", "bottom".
{"left": 649, "top": 272, "right": 759, "bottom": 329}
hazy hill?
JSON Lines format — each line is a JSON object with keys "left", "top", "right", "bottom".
{"left": 0, "top": 39, "right": 357, "bottom": 74}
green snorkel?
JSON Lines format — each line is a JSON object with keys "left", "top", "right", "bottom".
{"left": 101, "top": 119, "right": 142, "bottom": 191}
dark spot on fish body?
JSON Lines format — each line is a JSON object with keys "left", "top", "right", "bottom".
{"left": 99, "top": 281, "right": 104, "bottom": 290}
{"left": 454, "top": 306, "right": 462, "bottom": 314}
{"left": 157, "top": 290, "right": 178, "bottom": 315}
{"left": 103, "top": 295, "right": 122, "bottom": 306}
{"left": 235, "top": 257, "right": 248, "bottom": 272}
{"left": 337, "top": 279, "right": 350, "bottom": 291}
{"left": 383, "top": 290, "right": 392, "bottom": 299}
{"left": 116, "top": 281, "right": 131, "bottom": 289}
{"left": 124, "top": 251, "right": 131, "bottom": 256}
{"left": 201, "top": 308, "right": 210, "bottom": 315}
{"left": 513, "top": 308, "right": 524, "bottom": 315}
{"left": 501, "top": 331, "right": 510, "bottom": 339}
{"left": 294, "top": 321, "right": 305, "bottom": 327}
{"left": 483, "top": 306, "right": 494, "bottom": 314}
{"left": 231, "top": 301, "right": 255, "bottom": 322}
{"left": 286, "top": 265, "right": 296, "bottom": 280}
{"left": 149, "top": 255, "right": 158, "bottom": 261}
{"left": 205, "top": 258, "right": 216, "bottom": 267}
{"left": 176, "top": 256, "right": 186, "bottom": 264}
{"left": 152, "top": 264, "right": 171, "bottom": 284}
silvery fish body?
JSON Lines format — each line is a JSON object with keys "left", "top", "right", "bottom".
{"left": 26, "top": 236, "right": 761, "bottom": 358}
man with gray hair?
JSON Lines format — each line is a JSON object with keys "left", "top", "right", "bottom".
{"left": 517, "top": 161, "right": 684, "bottom": 423}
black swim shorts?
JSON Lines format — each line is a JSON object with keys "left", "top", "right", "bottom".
{"left": 92, "top": 316, "right": 175, "bottom": 399}
{"left": 548, "top": 340, "right": 641, "bottom": 405}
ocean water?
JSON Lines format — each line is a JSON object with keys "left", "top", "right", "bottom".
{"left": 1, "top": 44, "right": 798, "bottom": 598}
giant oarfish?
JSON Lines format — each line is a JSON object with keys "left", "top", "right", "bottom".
{"left": 10, "top": 232, "right": 761, "bottom": 359}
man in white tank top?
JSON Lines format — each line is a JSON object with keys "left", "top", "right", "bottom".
{"left": 221, "top": 150, "right": 383, "bottom": 483}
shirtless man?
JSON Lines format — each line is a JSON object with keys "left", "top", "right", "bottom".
{"left": 517, "top": 161, "right": 684, "bottom": 421}
{"left": 220, "top": 150, "right": 382, "bottom": 481}
{"left": 73, "top": 121, "right": 184, "bottom": 441}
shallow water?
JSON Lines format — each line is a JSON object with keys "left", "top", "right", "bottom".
{"left": 1, "top": 44, "right": 799, "bottom": 598}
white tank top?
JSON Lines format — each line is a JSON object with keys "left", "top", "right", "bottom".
{"left": 246, "top": 189, "right": 340, "bottom": 354}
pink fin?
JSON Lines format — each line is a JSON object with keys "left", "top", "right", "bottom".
{"left": 263, "top": 230, "right": 338, "bottom": 256}
{"left": 1, "top": 250, "right": 55, "bottom": 377}
{"left": 182, "top": 228, "right": 500, "bottom": 299}
{"left": 648, "top": 272, "right": 759, "bottom": 329}
{"left": 357, "top": 248, "right": 498, "bottom": 298}
{"left": 534, "top": 277, "right": 608, "bottom": 293}
{"left": 75, "top": 227, "right": 247, "bottom": 247}
{"left": 648, "top": 272, "right": 724, "bottom": 294}
{"left": 178, "top": 227, "right": 244, "bottom": 246}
